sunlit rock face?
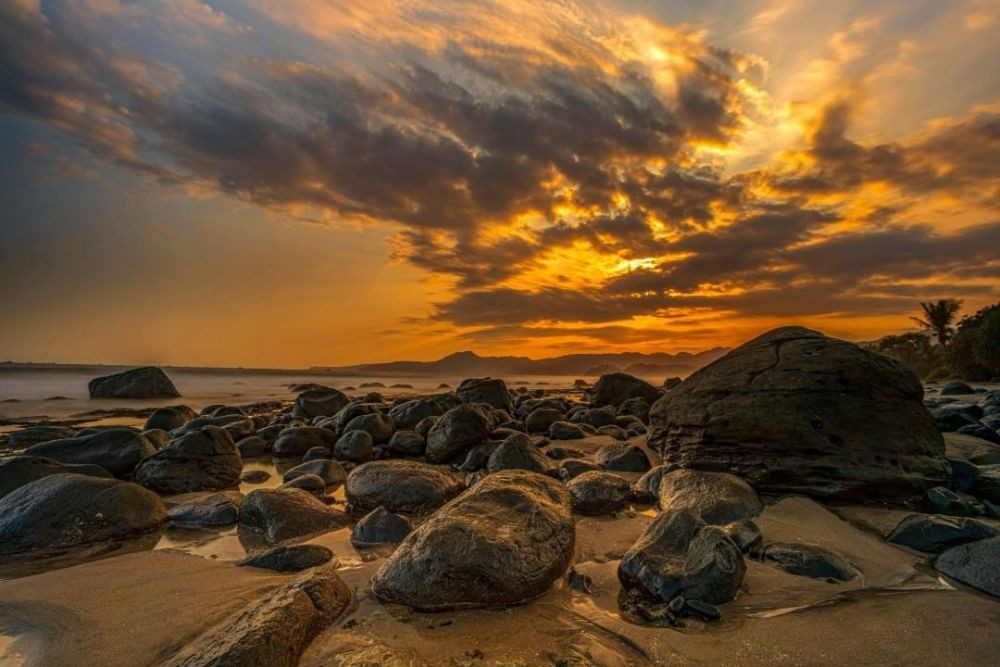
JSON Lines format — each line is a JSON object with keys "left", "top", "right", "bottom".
{"left": 649, "top": 326, "right": 950, "bottom": 502}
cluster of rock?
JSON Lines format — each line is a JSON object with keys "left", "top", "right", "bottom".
{"left": 2, "top": 325, "right": 999, "bottom": 646}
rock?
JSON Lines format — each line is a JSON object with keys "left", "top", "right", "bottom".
{"left": 144, "top": 406, "right": 196, "bottom": 431}
{"left": 632, "top": 464, "right": 676, "bottom": 502}
{"left": 618, "top": 397, "right": 651, "bottom": 423}
{"left": 0, "top": 456, "right": 112, "bottom": 500}
{"left": 457, "top": 378, "right": 513, "bottom": 411}
{"left": 934, "top": 536, "right": 1000, "bottom": 596}
{"left": 591, "top": 372, "right": 661, "bottom": 408}
{"left": 684, "top": 599, "right": 721, "bottom": 621}
{"left": 345, "top": 460, "right": 464, "bottom": 514}
{"left": 957, "top": 424, "right": 1000, "bottom": 445}
{"left": 273, "top": 426, "right": 335, "bottom": 457}
{"left": 663, "top": 377, "right": 683, "bottom": 390}
{"left": 0, "top": 474, "right": 166, "bottom": 555}
{"left": 949, "top": 458, "right": 979, "bottom": 493}
{"left": 302, "top": 446, "right": 331, "bottom": 462}
{"left": 237, "top": 544, "right": 334, "bottom": 572}
{"left": 282, "top": 474, "right": 327, "bottom": 495}
{"left": 343, "top": 412, "right": 395, "bottom": 444}
{"left": 549, "top": 421, "right": 586, "bottom": 440}
{"left": 575, "top": 407, "right": 618, "bottom": 428}
{"left": 389, "top": 394, "right": 462, "bottom": 430}
{"left": 975, "top": 464, "right": 1000, "bottom": 503}
{"left": 567, "top": 471, "right": 631, "bottom": 515}
{"left": 142, "top": 429, "right": 170, "bottom": 449}
{"left": 887, "top": 514, "right": 999, "bottom": 553}
{"left": 5, "top": 425, "right": 76, "bottom": 449}
{"left": 596, "top": 424, "right": 629, "bottom": 440}
{"left": 372, "top": 470, "right": 575, "bottom": 610}
{"left": 525, "top": 407, "right": 565, "bottom": 433}
{"left": 618, "top": 510, "right": 745, "bottom": 605}
{"left": 282, "top": 459, "right": 347, "bottom": 489}
{"left": 387, "top": 430, "right": 425, "bottom": 456}
{"left": 334, "top": 429, "right": 374, "bottom": 463}
{"left": 557, "top": 458, "right": 602, "bottom": 481}
{"left": 920, "top": 486, "right": 980, "bottom": 517}
{"left": 456, "top": 442, "right": 498, "bottom": 472}
{"left": 176, "top": 415, "right": 255, "bottom": 441}
{"left": 161, "top": 565, "right": 351, "bottom": 667}
{"left": 543, "top": 445, "right": 586, "bottom": 460}
{"left": 657, "top": 469, "right": 762, "bottom": 525}
{"left": 237, "top": 435, "right": 269, "bottom": 458}
{"left": 241, "top": 470, "right": 271, "bottom": 484}
{"left": 941, "top": 381, "right": 975, "bottom": 396}
{"left": 649, "top": 327, "right": 950, "bottom": 501}
{"left": 761, "top": 542, "right": 858, "bottom": 582}
{"left": 944, "top": 433, "right": 1000, "bottom": 465}
{"left": 293, "top": 388, "right": 350, "bottom": 419}
{"left": 722, "top": 519, "right": 762, "bottom": 554}
{"left": 425, "top": 404, "right": 492, "bottom": 463}
{"left": 351, "top": 506, "right": 413, "bottom": 547}
{"left": 596, "top": 442, "right": 651, "bottom": 472}
{"left": 238, "top": 488, "right": 349, "bottom": 544}
{"left": 168, "top": 491, "right": 242, "bottom": 527}
{"left": 88, "top": 366, "right": 180, "bottom": 399}
{"left": 22, "top": 428, "right": 156, "bottom": 478}
{"left": 134, "top": 426, "right": 242, "bottom": 494}
{"left": 487, "top": 432, "right": 553, "bottom": 474}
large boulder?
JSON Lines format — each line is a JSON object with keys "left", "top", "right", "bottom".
{"left": 0, "top": 456, "right": 112, "bottom": 500}
{"left": 0, "top": 474, "right": 166, "bottom": 555}
{"left": 388, "top": 393, "right": 462, "bottom": 430}
{"left": 372, "top": 471, "right": 575, "bottom": 610}
{"left": 238, "top": 488, "right": 349, "bottom": 544}
{"left": 345, "top": 460, "right": 464, "bottom": 514}
{"left": 934, "top": 537, "right": 1000, "bottom": 597}
{"left": 457, "top": 378, "right": 513, "bottom": 411}
{"left": 293, "top": 388, "right": 350, "bottom": 419}
{"left": 656, "top": 469, "right": 762, "bottom": 525}
{"left": 648, "top": 327, "right": 950, "bottom": 501}
{"left": 88, "top": 366, "right": 180, "bottom": 399}
{"left": 591, "top": 372, "right": 661, "bottom": 408}
{"left": 134, "top": 426, "right": 242, "bottom": 494}
{"left": 425, "top": 404, "right": 492, "bottom": 464}
{"left": 22, "top": 428, "right": 156, "bottom": 478}
{"left": 618, "top": 510, "right": 745, "bottom": 605}
{"left": 237, "top": 544, "right": 334, "bottom": 572}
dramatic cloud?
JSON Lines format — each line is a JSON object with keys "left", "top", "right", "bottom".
{"left": 1, "top": 0, "right": 997, "bottom": 355}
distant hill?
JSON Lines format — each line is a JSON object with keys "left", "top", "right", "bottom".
{"left": 312, "top": 348, "right": 729, "bottom": 380}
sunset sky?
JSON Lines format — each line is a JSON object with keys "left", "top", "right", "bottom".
{"left": 1, "top": 0, "right": 998, "bottom": 367}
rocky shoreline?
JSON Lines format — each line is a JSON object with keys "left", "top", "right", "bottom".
{"left": 1, "top": 326, "right": 999, "bottom": 665}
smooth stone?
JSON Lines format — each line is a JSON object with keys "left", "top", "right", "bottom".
{"left": 88, "top": 366, "right": 180, "bottom": 399}
{"left": 425, "top": 404, "right": 493, "bottom": 463}
{"left": 22, "top": 428, "right": 157, "bottom": 478}
{"left": 237, "top": 544, "right": 334, "bottom": 572}
{"left": 0, "top": 456, "right": 113, "bottom": 500}
{"left": 282, "top": 473, "right": 327, "bottom": 495}
{"left": 350, "top": 506, "right": 413, "bottom": 547}
{"left": 5, "top": 425, "right": 76, "bottom": 449}
{"left": 591, "top": 372, "right": 661, "bottom": 408}
{"left": 457, "top": 377, "right": 513, "bottom": 411}
{"left": 134, "top": 426, "right": 242, "bottom": 494}
{"left": 334, "top": 429, "right": 374, "bottom": 463}
{"left": 549, "top": 421, "right": 587, "bottom": 440}
{"left": 934, "top": 536, "right": 1000, "bottom": 596}
{"left": 920, "top": 486, "right": 980, "bottom": 517}
{"left": 596, "top": 442, "right": 651, "bottom": 472}
{"left": 345, "top": 460, "right": 464, "bottom": 514}
{"left": 144, "top": 406, "right": 196, "bottom": 431}
{"left": 238, "top": 488, "right": 349, "bottom": 544}
{"left": 487, "top": 432, "right": 553, "bottom": 474}
{"left": 293, "top": 388, "right": 350, "bottom": 419}
{"left": 343, "top": 412, "right": 396, "bottom": 444}
{"left": 388, "top": 394, "right": 462, "bottom": 430}
{"left": 557, "top": 458, "right": 602, "bottom": 481}
{"left": 456, "top": 442, "right": 498, "bottom": 472}
{"left": 567, "top": 470, "right": 631, "bottom": 515}
{"left": 761, "top": 542, "right": 858, "bottom": 582}
{"left": 722, "top": 519, "right": 762, "bottom": 554}
{"left": 657, "top": 469, "right": 762, "bottom": 525}
{"left": 303, "top": 445, "right": 331, "bottom": 462}
{"left": 525, "top": 407, "right": 566, "bottom": 433}
{"left": 282, "top": 458, "right": 347, "bottom": 488}
{"left": 387, "top": 430, "right": 425, "bottom": 456}
{"left": 167, "top": 491, "right": 242, "bottom": 527}
{"left": 241, "top": 470, "right": 272, "bottom": 483}
{"left": 273, "top": 426, "right": 336, "bottom": 457}
{"left": 887, "top": 513, "right": 999, "bottom": 553}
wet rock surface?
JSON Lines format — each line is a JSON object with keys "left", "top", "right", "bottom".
{"left": 761, "top": 542, "right": 858, "bottom": 582}
{"left": 0, "top": 456, "right": 113, "bottom": 500}
{"left": 237, "top": 544, "right": 335, "bottom": 572}
{"left": 657, "top": 469, "right": 762, "bottom": 525}
{"left": 22, "top": 428, "right": 157, "bottom": 478}
{"left": 934, "top": 536, "right": 1000, "bottom": 597}
{"left": 167, "top": 491, "right": 242, "bottom": 527}
{"left": 345, "top": 460, "right": 464, "bottom": 514}
{"left": 238, "top": 488, "right": 349, "bottom": 544}
{"left": 351, "top": 506, "right": 413, "bottom": 547}
{"left": 425, "top": 404, "right": 492, "bottom": 463}
{"left": 649, "top": 326, "right": 950, "bottom": 501}
{"left": 134, "top": 426, "right": 242, "bottom": 494}
{"left": 567, "top": 470, "right": 631, "bottom": 515}
{"left": 372, "top": 470, "right": 575, "bottom": 610}
{"left": 887, "top": 513, "right": 999, "bottom": 552}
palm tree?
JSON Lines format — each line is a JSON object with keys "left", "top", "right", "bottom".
{"left": 912, "top": 299, "right": 963, "bottom": 346}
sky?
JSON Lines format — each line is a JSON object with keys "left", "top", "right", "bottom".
{"left": 0, "top": 0, "right": 998, "bottom": 368}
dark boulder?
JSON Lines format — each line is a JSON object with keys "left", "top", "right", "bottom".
{"left": 238, "top": 544, "right": 334, "bottom": 572}
{"left": 282, "top": 474, "right": 327, "bottom": 495}
{"left": 389, "top": 393, "right": 461, "bottom": 430}
{"left": 525, "top": 407, "right": 566, "bottom": 433}
{"left": 487, "top": 432, "right": 553, "bottom": 474}
{"left": 425, "top": 404, "right": 492, "bottom": 463}
{"left": 88, "top": 366, "right": 180, "bottom": 399}
{"left": 591, "top": 372, "right": 661, "bottom": 408}
{"left": 549, "top": 421, "right": 587, "bottom": 441}
{"left": 887, "top": 514, "right": 999, "bottom": 553}
{"left": 567, "top": 471, "right": 631, "bottom": 515}
{"left": 761, "top": 543, "right": 858, "bottom": 582}
{"left": 293, "top": 388, "right": 350, "bottom": 419}
{"left": 273, "top": 427, "right": 336, "bottom": 457}
{"left": 457, "top": 378, "right": 513, "bottom": 411}
{"left": 618, "top": 510, "right": 745, "bottom": 605}
{"left": 556, "top": 458, "right": 602, "bottom": 481}
{"left": 941, "top": 381, "right": 975, "bottom": 396}
{"left": 920, "top": 486, "right": 980, "bottom": 517}
{"left": 5, "top": 425, "right": 76, "bottom": 449}
{"left": 618, "top": 397, "right": 651, "bottom": 423}
{"left": 134, "top": 426, "right": 242, "bottom": 494}
{"left": 237, "top": 435, "right": 269, "bottom": 458}
{"left": 722, "top": 519, "right": 762, "bottom": 554}
{"left": 372, "top": 470, "right": 575, "bottom": 610}
{"left": 934, "top": 536, "right": 1000, "bottom": 596}
{"left": 574, "top": 407, "right": 617, "bottom": 428}
{"left": 23, "top": 428, "right": 156, "bottom": 478}
{"left": 0, "top": 456, "right": 112, "bottom": 501}
{"left": 167, "top": 491, "right": 242, "bottom": 527}
{"left": 974, "top": 464, "right": 1000, "bottom": 504}
{"left": 345, "top": 460, "right": 464, "bottom": 514}
{"left": 144, "top": 406, "right": 196, "bottom": 431}
{"left": 334, "top": 429, "right": 374, "bottom": 463}
{"left": 387, "top": 430, "right": 425, "bottom": 456}
{"left": 648, "top": 327, "right": 950, "bottom": 501}
{"left": 351, "top": 506, "right": 413, "bottom": 547}
{"left": 657, "top": 469, "right": 762, "bottom": 525}
{"left": 0, "top": 474, "right": 166, "bottom": 555}
{"left": 596, "top": 442, "right": 651, "bottom": 472}
{"left": 282, "top": 459, "right": 347, "bottom": 489}
{"left": 343, "top": 412, "right": 395, "bottom": 444}
{"left": 238, "top": 488, "right": 349, "bottom": 544}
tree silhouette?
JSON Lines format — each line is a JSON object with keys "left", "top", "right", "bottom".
{"left": 911, "top": 299, "right": 963, "bottom": 345}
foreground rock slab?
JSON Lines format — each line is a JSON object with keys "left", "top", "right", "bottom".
{"left": 649, "top": 326, "right": 950, "bottom": 501}
{"left": 0, "top": 473, "right": 166, "bottom": 555}
{"left": 372, "top": 470, "right": 575, "bottom": 610}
